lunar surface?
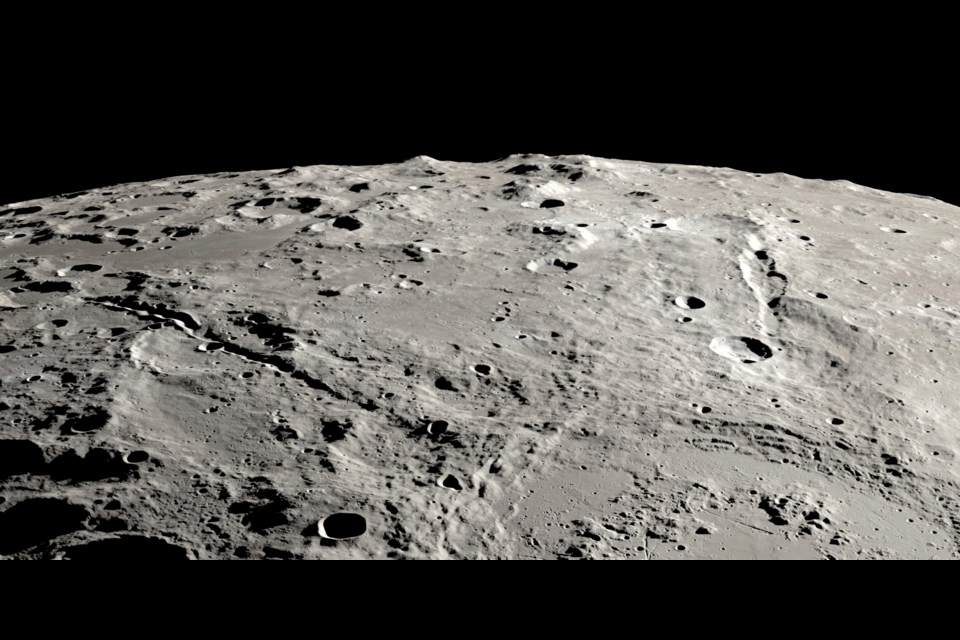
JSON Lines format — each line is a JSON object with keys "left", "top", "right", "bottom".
{"left": 1, "top": 155, "right": 958, "bottom": 560}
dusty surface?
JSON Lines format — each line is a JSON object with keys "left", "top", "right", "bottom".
{"left": 1, "top": 155, "right": 958, "bottom": 559}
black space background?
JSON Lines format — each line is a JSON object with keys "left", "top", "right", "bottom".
{"left": 3, "top": 24, "right": 955, "bottom": 208}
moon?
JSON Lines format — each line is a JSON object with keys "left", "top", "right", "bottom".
{"left": 1, "top": 154, "right": 957, "bottom": 559}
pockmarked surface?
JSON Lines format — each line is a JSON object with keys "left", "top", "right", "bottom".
{"left": 1, "top": 155, "right": 957, "bottom": 559}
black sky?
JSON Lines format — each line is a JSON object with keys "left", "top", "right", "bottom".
{"left": 3, "top": 31, "right": 955, "bottom": 207}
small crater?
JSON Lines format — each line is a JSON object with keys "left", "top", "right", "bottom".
{"left": 552, "top": 258, "right": 579, "bottom": 271}
{"left": 349, "top": 183, "right": 370, "bottom": 193}
{"left": 709, "top": 336, "right": 774, "bottom": 363}
{"left": 540, "top": 199, "right": 565, "bottom": 209}
{"left": 162, "top": 226, "right": 200, "bottom": 238}
{"left": 675, "top": 296, "right": 705, "bottom": 310}
{"left": 6, "top": 205, "right": 43, "bottom": 215}
{"left": 21, "top": 281, "right": 74, "bottom": 293}
{"left": 532, "top": 225, "right": 567, "bottom": 236}
{"left": 68, "top": 234, "right": 104, "bottom": 244}
{"left": 125, "top": 450, "right": 150, "bottom": 464}
{"left": 70, "top": 264, "right": 103, "bottom": 273}
{"left": 290, "top": 196, "right": 322, "bottom": 213}
{"left": 441, "top": 474, "right": 463, "bottom": 491}
{"left": 473, "top": 364, "right": 491, "bottom": 375}
{"left": 318, "top": 512, "right": 367, "bottom": 540}
{"left": 271, "top": 424, "right": 299, "bottom": 442}
{"left": 434, "top": 377, "right": 458, "bottom": 391}
{"left": 427, "top": 420, "right": 449, "bottom": 436}
{"left": 332, "top": 215, "right": 363, "bottom": 231}
{"left": 743, "top": 338, "right": 773, "bottom": 358}
{"left": 321, "top": 419, "right": 352, "bottom": 443}
{"left": 505, "top": 164, "right": 540, "bottom": 175}
{"left": 61, "top": 408, "right": 110, "bottom": 435}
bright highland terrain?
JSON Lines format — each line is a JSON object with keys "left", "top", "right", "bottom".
{"left": 1, "top": 155, "right": 958, "bottom": 560}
